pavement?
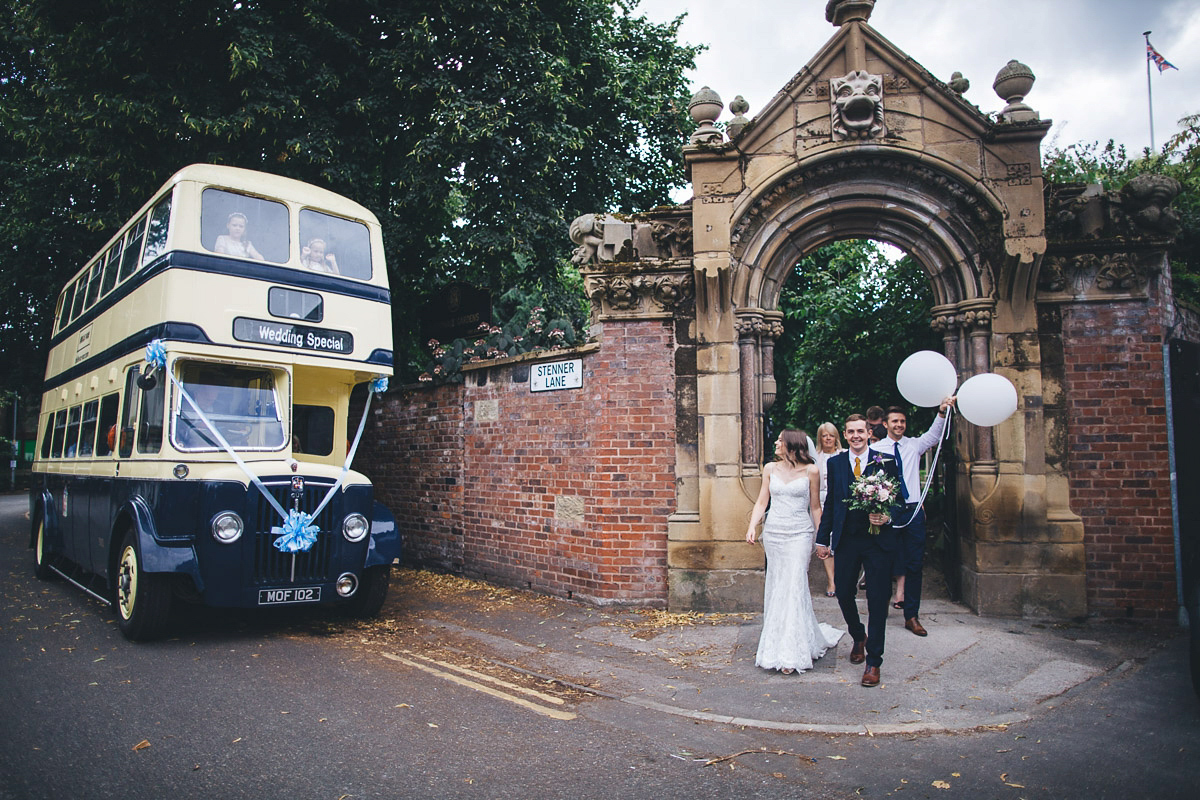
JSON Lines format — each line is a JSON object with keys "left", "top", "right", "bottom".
{"left": 384, "top": 563, "right": 1178, "bottom": 735}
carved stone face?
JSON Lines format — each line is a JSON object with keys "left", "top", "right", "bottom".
{"left": 830, "top": 70, "right": 884, "bottom": 140}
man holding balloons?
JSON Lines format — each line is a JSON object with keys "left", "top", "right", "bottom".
{"left": 871, "top": 398, "right": 955, "bottom": 637}
{"left": 889, "top": 350, "right": 1020, "bottom": 639}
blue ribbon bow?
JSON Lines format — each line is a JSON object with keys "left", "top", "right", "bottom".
{"left": 144, "top": 339, "right": 167, "bottom": 369}
{"left": 272, "top": 510, "right": 320, "bottom": 553}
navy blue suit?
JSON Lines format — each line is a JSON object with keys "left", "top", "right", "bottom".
{"left": 816, "top": 449, "right": 902, "bottom": 668}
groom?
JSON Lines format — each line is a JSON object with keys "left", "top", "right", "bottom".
{"left": 816, "top": 413, "right": 903, "bottom": 687}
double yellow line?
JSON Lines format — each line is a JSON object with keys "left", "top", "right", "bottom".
{"left": 382, "top": 650, "right": 577, "bottom": 721}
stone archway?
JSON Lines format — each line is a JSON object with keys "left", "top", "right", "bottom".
{"left": 661, "top": 0, "right": 1089, "bottom": 617}
{"left": 560, "top": 0, "right": 1184, "bottom": 620}
{"left": 727, "top": 151, "right": 1005, "bottom": 469}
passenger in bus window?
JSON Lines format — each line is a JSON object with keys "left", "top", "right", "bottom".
{"left": 301, "top": 238, "right": 339, "bottom": 274}
{"left": 214, "top": 212, "right": 265, "bottom": 261}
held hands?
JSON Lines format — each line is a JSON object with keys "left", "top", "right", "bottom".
{"left": 816, "top": 545, "right": 831, "bottom": 560}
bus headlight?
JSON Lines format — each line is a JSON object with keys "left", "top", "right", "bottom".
{"left": 342, "top": 513, "right": 368, "bottom": 543}
{"left": 211, "top": 512, "right": 244, "bottom": 544}
{"left": 336, "top": 573, "right": 359, "bottom": 597}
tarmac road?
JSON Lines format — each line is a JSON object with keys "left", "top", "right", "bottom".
{"left": 2, "top": 491, "right": 1199, "bottom": 799}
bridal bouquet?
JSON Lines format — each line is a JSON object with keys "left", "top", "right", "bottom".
{"left": 846, "top": 457, "right": 899, "bottom": 534}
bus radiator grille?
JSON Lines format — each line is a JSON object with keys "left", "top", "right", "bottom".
{"left": 252, "top": 484, "right": 339, "bottom": 585}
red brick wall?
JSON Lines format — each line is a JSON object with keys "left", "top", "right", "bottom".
{"left": 1060, "top": 300, "right": 1177, "bottom": 618}
{"left": 360, "top": 386, "right": 465, "bottom": 572}
{"left": 358, "top": 319, "right": 677, "bottom": 606}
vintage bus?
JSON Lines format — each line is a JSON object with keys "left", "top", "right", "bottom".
{"left": 29, "top": 164, "right": 400, "bottom": 641}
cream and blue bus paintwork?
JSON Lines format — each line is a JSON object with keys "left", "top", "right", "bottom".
{"left": 29, "top": 164, "right": 400, "bottom": 640}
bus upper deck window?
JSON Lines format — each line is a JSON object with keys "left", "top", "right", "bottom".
{"left": 100, "top": 240, "right": 121, "bottom": 297}
{"left": 69, "top": 277, "right": 87, "bottom": 322}
{"left": 85, "top": 248, "right": 112, "bottom": 308}
{"left": 298, "top": 209, "right": 371, "bottom": 280}
{"left": 141, "top": 195, "right": 172, "bottom": 266}
{"left": 202, "top": 189, "right": 289, "bottom": 264}
{"left": 119, "top": 216, "right": 147, "bottom": 281}
{"left": 55, "top": 284, "right": 74, "bottom": 333}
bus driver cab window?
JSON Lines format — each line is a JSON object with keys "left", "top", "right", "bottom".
{"left": 174, "top": 363, "right": 285, "bottom": 451}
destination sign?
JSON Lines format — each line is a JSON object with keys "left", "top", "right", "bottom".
{"left": 530, "top": 358, "right": 583, "bottom": 392}
{"left": 233, "top": 317, "right": 353, "bottom": 354}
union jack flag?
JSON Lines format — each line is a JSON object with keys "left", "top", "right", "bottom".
{"left": 1147, "top": 41, "right": 1178, "bottom": 73}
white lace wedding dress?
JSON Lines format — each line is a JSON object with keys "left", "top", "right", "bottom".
{"left": 755, "top": 472, "right": 844, "bottom": 672}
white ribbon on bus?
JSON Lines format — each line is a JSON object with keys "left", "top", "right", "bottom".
{"left": 143, "top": 339, "right": 387, "bottom": 553}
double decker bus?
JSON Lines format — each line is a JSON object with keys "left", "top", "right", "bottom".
{"left": 29, "top": 164, "right": 400, "bottom": 641}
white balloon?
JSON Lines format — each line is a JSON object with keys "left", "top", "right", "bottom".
{"left": 896, "top": 351, "right": 958, "bottom": 407}
{"left": 956, "top": 373, "right": 1018, "bottom": 427}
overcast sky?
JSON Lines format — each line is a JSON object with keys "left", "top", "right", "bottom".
{"left": 635, "top": 0, "right": 1198, "bottom": 156}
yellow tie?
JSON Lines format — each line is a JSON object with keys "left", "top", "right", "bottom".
{"left": 854, "top": 456, "right": 862, "bottom": 478}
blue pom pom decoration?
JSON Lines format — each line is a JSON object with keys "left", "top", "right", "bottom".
{"left": 271, "top": 510, "right": 320, "bottom": 553}
{"left": 144, "top": 339, "right": 167, "bottom": 369}
{"left": 370, "top": 376, "right": 389, "bottom": 394}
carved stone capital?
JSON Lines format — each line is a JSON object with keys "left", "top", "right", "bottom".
{"left": 734, "top": 314, "right": 766, "bottom": 338}
{"left": 1037, "top": 250, "right": 1159, "bottom": 301}
{"left": 582, "top": 266, "right": 695, "bottom": 320}
{"left": 962, "top": 308, "right": 993, "bottom": 330}
{"left": 930, "top": 312, "right": 961, "bottom": 333}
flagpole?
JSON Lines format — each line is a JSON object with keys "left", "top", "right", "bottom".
{"left": 1144, "top": 30, "right": 1155, "bottom": 153}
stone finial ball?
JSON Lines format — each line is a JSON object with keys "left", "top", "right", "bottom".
{"left": 688, "top": 86, "right": 724, "bottom": 125}
{"left": 993, "top": 59, "right": 1035, "bottom": 103}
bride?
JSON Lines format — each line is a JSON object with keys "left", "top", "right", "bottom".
{"left": 745, "top": 429, "right": 844, "bottom": 673}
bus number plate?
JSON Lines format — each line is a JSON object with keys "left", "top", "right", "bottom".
{"left": 258, "top": 587, "right": 322, "bottom": 605}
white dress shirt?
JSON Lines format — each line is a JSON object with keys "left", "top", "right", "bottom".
{"left": 869, "top": 414, "right": 947, "bottom": 502}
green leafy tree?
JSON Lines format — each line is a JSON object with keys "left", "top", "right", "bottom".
{"left": 1043, "top": 113, "right": 1200, "bottom": 303}
{"left": 0, "top": 0, "right": 701, "bottom": 393}
{"left": 771, "top": 240, "right": 943, "bottom": 438}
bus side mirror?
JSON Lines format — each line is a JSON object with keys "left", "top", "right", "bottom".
{"left": 136, "top": 372, "right": 158, "bottom": 391}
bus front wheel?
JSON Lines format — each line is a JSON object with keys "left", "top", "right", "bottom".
{"left": 115, "top": 531, "right": 172, "bottom": 642}
{"left": 33, "top": 518, "right": 54, "bottom": 581}
{"left": 341, "top": 565, "right": 390, "bottom": 618}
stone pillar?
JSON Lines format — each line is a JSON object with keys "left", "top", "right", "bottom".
{"left": 735, "top": 311, "right": 764, "bottom": 465}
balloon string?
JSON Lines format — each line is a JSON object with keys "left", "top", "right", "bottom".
{"left": 891, "top": 407, "right": 952, "bottom": 530}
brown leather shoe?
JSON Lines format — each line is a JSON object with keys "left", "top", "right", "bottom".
{"left": 861, "top": 666, "right": 880, "bottom": 687}
{"left": 849, "top": 639, "right": 866, "bottom": 664}
{"left": 905, "top": 617, "right": 928, "bottom": 637}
